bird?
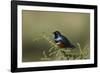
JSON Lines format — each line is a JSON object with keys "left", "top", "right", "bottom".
{"left": 53, "top": 31, "right": 75, "bottom": 48}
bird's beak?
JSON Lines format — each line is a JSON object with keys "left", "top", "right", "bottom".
{"left": 53, "top": 32, "right": 55, "bottom": 34}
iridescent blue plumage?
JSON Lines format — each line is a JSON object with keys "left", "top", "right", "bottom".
{"left": 53, "top": 31, "right": 75, "bottom": 48}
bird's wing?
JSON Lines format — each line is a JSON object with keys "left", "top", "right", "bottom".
{"left": 61, "top": 35, "right": 74, "bottom": 46}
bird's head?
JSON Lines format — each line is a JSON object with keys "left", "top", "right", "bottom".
{"left": 53, "top": 31, "right": 61, "bottom": 35}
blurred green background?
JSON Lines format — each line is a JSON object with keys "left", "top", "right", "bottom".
{"left": 22, "top": 10, "right": 90, "bottom": 62}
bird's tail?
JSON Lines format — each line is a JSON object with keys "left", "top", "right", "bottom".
{"left": 71, "top": 45, "right": 76, "bottom": 48}
{"left": 68, "top": 44, "right": 76, "bottom": 48}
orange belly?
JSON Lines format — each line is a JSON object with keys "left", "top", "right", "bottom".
{"left": 56, "top": 42, "right": 65, "bottom": 48}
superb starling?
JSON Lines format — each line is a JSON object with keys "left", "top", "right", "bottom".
{"left": 53, "top": 31, "right": 75, "bottom": 48}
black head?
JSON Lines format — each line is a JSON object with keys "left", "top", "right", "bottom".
{"left": 53, "top": 31, "right": 61, "bottom": 35}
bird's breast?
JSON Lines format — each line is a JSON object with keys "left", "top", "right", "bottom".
{"left": 55, "top": 37, "right": 62, "bottom": 41}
